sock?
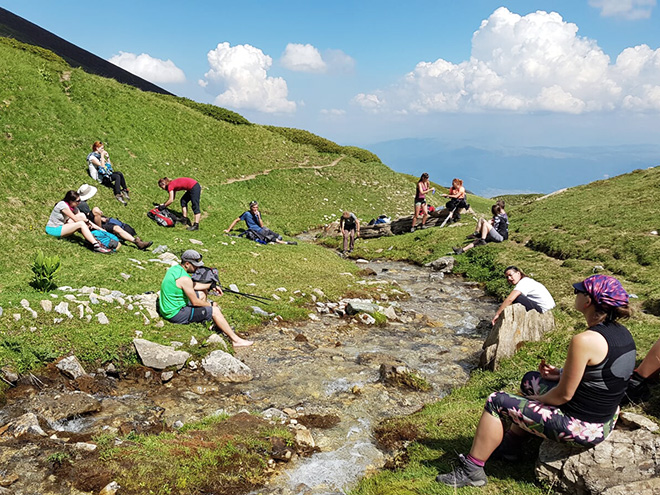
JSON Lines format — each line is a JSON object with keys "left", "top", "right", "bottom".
{"left": 467, "top": 454, "right": 485, "bottom": 467}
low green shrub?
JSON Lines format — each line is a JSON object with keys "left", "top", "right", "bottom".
{"left": 264, "top": 126, "right": 344, "bottom": 154}
{"left": 162, "top": 95, "right": 252, "bottom": 125}
{"left": 30, "top": 250, "right": 61, "bottom": 292}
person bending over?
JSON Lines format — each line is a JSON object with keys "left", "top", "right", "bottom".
{"left": 453, "top": 204, "right": 508, "bottom": 254}
{"left": 87, "top": 141, "right": 130, "bottom": 205}
{"left": 338, "top": 211, "right": 360, "bottom": 254}
{"left": 437, "top": 275, "right": 635, "bottom": 488}
{"left": 158, "top": 177, "right": 202, "bottom": 231}
{"left": 45, "top": 190, "right": 112, "bottom": 254}
{"left": 158, "top": 250, "right": 253, "bottom": 347}
{"left": 224, "top": 201, "right": 296, "bottom": 245}
{"left": 491, "top": 266, "right": 555, "bottom": 326}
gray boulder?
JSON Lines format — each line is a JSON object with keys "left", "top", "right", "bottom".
{"left": 425, "top": 256, "right": 455, "bottom": 273}
{"left": 55, "top": 355, "right": 87, "bottom": 379}
{"left": 31, "top": 390, "right": 102, "bottom": 424}
{"left": 133, "top": 338, "right": 191, "bottom": 370}
{"left": 345, "top": 300, "right": 379, "bottom": 315}
{"left": 202, "top": 350, "right": 253, "bottom": 382}
{"left": 536, "top": 425, "right": 660, "bottom": 494}
{"left": 3, "top": 412, "right": 46, "bottom": 437}
{"left": 480, "top": 304, "right": 555, "bottom": 370}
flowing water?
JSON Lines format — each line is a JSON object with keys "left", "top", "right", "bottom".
{"left": 0, "top": 259, "right": 497, "bottom": 495}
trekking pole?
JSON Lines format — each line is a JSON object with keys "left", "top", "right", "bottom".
{"left": 218, "top": 285, "right": 273, "bottom": 305}
{"left": 439, "top": 207, "right": 458, "bottom": 228}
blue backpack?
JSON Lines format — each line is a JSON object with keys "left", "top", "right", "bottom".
{"left": 92, "top": 230, "right": 120, "bottom": 250}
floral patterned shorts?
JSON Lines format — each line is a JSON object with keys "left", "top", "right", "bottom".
{"left": 484, "top": 371, "right": 618, "bottom": 447}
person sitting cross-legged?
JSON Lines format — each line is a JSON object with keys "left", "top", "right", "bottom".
{"left": 157, "top": 250, "right": 253, "bottom": 347}
{"left": 224, "top": 201, "right": 296, "bottom": 245}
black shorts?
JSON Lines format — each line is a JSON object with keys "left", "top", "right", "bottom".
{"left": 180, "top": 183, "right": 202, "bottom": 214}
{"left": 167, "top": 305, "right": 213, "bottom": 324}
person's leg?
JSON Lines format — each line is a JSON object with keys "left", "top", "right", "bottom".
{"left": 110, "top": 173, "right": 122, "bottom": 195}
{"left": 349, "top": 229, "right": 355, "bottom": 251}
{"left": 115, "top": 171, "right": 127, "bottom": 190}
{"left": 479, "top": 220, "right": 491, "bottom": 238}
{"left": 469, "top": 411, "right": 504, "bottom": 462}
{"left": 511, "top": 294, "right": 543, "bottom": 313}
{"left": 637, "top": 338, "right": 660, "bottom": 379}
{"left": 190, "top": 183, "right": 202, "bottom": 227}
{"left": 211, "top": 306, "right": 253, "bottom": 347}
{"left": 109, "top": 224, "right": 135, "bottom": 243}
{"left": 342, "top": 229, "right": 349, "bottom": 252}
{"left": 61, "top": 221, "right": 97, "bottom": 245}
{"left": 421, "top": 204, "right": 428, "bottom": 226}
{"left": 180, "top": 191, "right": 191, "bottom": 224}
{"left": 412, "top": 204, "right": 421, "bottom": 230}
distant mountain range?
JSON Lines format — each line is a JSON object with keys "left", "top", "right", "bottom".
{"left": 369, "top": 138, "right": 660, "bottom": 197}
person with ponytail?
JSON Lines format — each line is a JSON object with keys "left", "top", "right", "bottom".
{"left": 436, "top": 275, "right": 635, "bottom": 488}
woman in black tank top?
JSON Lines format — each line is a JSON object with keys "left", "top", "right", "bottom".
{"left": 436, "top": 275, "right": 635, "bottom": 489}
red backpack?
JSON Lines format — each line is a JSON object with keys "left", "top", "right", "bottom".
{"left": 147, "top": 207, "right": 176, "bottom": 227}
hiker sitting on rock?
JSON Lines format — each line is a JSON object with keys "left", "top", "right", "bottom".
{"left": 338, "top": 211, "right": 360, "bottom": 255}
{"left": 76, "top": 184, "right": 152, "bottom": 250}
{"left": 157, "top": 177, "right": 202, "bottom": 231}
{"left": 411, "top": 172, "right": 435, "bottom": 232}
{"left": 45, "top": 190, "right": 112, "bottom": 254}
{"left": 490, "top": 266, "right": 555, "bottom": 327}
{"left": 453, "top": 204, "right": 508, "bottom": 255}
{"left": 158, "top": 250, "right": 253, "bottom": 347}
{"left": 442, "top": 178, "right": 468, "bottom": 223}
{"left": 87, "top": 141, "right": 130, "bottom": 205}
{"left": 224, "top": 201, "right": 296, "bottom": 245}
{"left": 437, "top": 274, "right": 635, "bottom": 488}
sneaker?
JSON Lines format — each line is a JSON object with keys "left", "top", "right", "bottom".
{"left": 474, "top": 238, "right": 487, "bottom": 246}
{"left": 436, "top": 454, "right": 487, "bottom": 488}
{"left": 621, "top": 371, "right": 651, "bottom": 405}
{"left": 183, "top": 217, "right": 192, "bottom": 227}
{"left": 452, "top": 246, "right": 464, "bottom": 255}
{"left": 420, "top": 224, "right": 428, "bottom": 229}
{"left": 466, "top": 232, "right": 479, "bottom": 240}
{"left": 115, "top": 194, "right": 127, "bottom": 206}
{"left": 287, "top": 241, "right": 298, "bottom": 245}
{"left": 410, "top": 227, "right": 416, "bottom": 233}
{"left": 122, "top": 189, "right": 131, "bottom": 201}
{"left": 93, "top": 243, "right": 112, "bottom": 254}
{"left": 187, "top": 223, "right": 199, "bottom": 231}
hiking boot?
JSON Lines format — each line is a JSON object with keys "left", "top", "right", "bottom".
{"left": 420, "top": 224, "right": 428, "bottom": 229}
{"left": 452, "top": 246, "right": 464, "bottom": 255}
{"left": 93, "top": 243, "right": 112, "bottom": 254}
{"left": 134, "top": 237, "right": 153, "bottom": 250}
{"left": 621, "top": 371, "right": 651, "bottom": 405}
{"left": 474, "top": 238, "right": 487, "bottom": 246}
{"left": 436, "top": 454, "right": 487, "bottom": 488}
{"left": 286, "top": 240, "right": 298, "bottom": 245}
{"left": 122, "top": 189, "right": 131, "bottom": 201}
{"left": 466, "top": 232, "right": 479, "bottom": 240}
{"left": 115, "top": 194, "right": 127, "bottom": 206}
{"left": 183, "top": 217, "right": 192, "bottom": 226}
{"left": 187, "top": 223, "right": 199, "bottom": 231}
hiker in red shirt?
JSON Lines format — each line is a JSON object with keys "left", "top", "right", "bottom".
{"left": 158, "top": 177, "right": 202, "bottom": 231}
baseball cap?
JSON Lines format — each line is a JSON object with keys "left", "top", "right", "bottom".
{"left": 573, "top": 275, "right": 628, "bottom": 307}
{"left": 181, "top": 249, "right": 204, "bottom": 267}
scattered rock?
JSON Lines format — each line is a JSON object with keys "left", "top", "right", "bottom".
{"left": 251, "top": 306, "right": 271, "bottom": 317}
{"left": 31, "top": 390, "right": 102, "bottom": 423}
{"left": 161, "top": 371, "right": 175, "bottom": 382}
{"left": 56, "top": 356, "right": 87, "bottom": 379}
{"left": 345, "top": 300, "right": 379, "bottom": 315}
{"left": 40, "top": 300, "right": 53, "bottom": 312}
{"left": 262, "top": 408, "right": 287, "bottom": 420}
{"left": 99, "top": 481, "right": 121, "bottom": 495}
{"left": 190, "top": 336, "right": 198, "bottom": 346}
{"left": 73, "top": 442, "right": 97, "bottom": 452}
{"left": 426, "top": 256, "right": 455, "bottom": 273}
{"left": 379, "top": 363, "right": 432, "bottom": 392}
{"left": 295, "top": 427, "right": 316, "bottom": 449}
{"left": 189, "top": 238, "right": 203, "bottom": 245}
{"left": 202, "top": 350, "right": 253, "bottom": 382}
{"left": 358, "top": 313, "right": 376, "bottom": 325}
{"left": 2, "top": 412, "right": 46, "bottom": 438}
{"left": 97, "top": 312, "right": 110, "bottom": 324}
{"left": 618, "top": 411, "right": 659, "bottom": 432}
{"left": 54, "top": 302, "right": 73, "bottom": 318}
{"left": 356, "top": 259, "right": 369, "bottom": 264}
{"left": 382, "top": 306, "right": 398, "bottom": 320}
{"left": 133, "top": 338, "right": 191, "bottom": 370}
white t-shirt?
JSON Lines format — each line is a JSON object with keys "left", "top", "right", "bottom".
{"left": 46, "top": 201, "right": 71, "bottom": 228}
{"left": 514, "top": 277, "right": 556, "bottom": 312}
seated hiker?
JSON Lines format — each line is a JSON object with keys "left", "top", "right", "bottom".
{"left": 453, "top": 204, "right": 508, "bottom": 254}
{"left": 45, "top": 190, "right": 112, "bottom": 254}
{"left": 437, "top": 275, "right": 635, "bottom": 488}
{"left": 157, "top": 177, "right": 202, "bottom": 231}
{"left": 442, "top": 178, "right": 469, "bottom": 223}
{"left": 87, "top": 141, "right": 130, "bottom": 205}
{"left": 224, "top": 201, "right": 296, "bottom": 245}
{"left": 338, "top": 211, "right": 360, "bottom": 254}
{"left": 158, "top": 250, "right": 253, "bottom": 347}
{"left": 623, "top": 336, "right": 660, "bottom": 404}
{"left": 76, "top": 184, "right": 152, "bottom": 250}
{"left": 490, "top": 266, "right": 556, "bottom": 327}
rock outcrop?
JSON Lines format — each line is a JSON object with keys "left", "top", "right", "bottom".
{"left": 133, "top": 338, "right": 190, "bottom": 370}
{"left": 202, "top": 350, "right": 253, "bottom": 382}
{"left": 480, "top": 304, "right": 555, "bottom": 370}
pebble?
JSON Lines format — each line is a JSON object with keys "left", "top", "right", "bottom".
{"left": 97, "top": 313, "right": 109, "bottom": 325}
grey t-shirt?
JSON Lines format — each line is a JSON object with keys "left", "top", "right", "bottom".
{"left": 46, "top": 201, "right": 72, "bottom": 228}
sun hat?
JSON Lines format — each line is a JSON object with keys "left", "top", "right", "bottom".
{"left": 181, "top": 249, "right": 204, "bottom": 267}
{"left": 77, "top": 183, "right": 98, "bottom": 201}
{"left": 573, "top": 275, "right": 629, "bottom": 307}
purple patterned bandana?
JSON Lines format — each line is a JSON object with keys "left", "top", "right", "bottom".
{"left": 573, "top": 275, "right": 629, "bottom": 307}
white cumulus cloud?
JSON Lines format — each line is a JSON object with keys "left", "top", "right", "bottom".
{"left": 108, "top": 52, "right": 186, "bottom": 83}
{"left": 200, "top": 42, "right": 296, "bottom": 114}
{"left": 589, "top": 0, "right": 656, "bottom": 20}
{"left": 280, "top": 43, "right": 355, "bottom": 74}
{"left": 355, "top": 7, "right": 660, "bottom": 115}
{"left": 281, "top": 43, "right": 326, "bottom": 73}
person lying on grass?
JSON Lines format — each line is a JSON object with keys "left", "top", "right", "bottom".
{"left": 490, "top": 266, "right": 555, "bottom": 327}
{"left": 453, "top": 204, "right": 508, "bottom": 255}
{"left": 224, "top": 201, "right": 297, "bottom": 245}
{"left": 436, "top": 275, "right": 635, "bottom": 488}
{"left": 158, "top": 249, "right": 253, "bottom": 347}
{"left": 45, "top": 190, "right": 112, "bottom": 254}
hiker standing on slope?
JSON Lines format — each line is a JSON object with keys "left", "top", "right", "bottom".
{"left": 338, "top": 211, "right": 360, "bottom": 255}
{"left": 411, "top": 172, "right": 435, "bottom": 232}
{"left": 437, "top": 275, "right": 635, "bottom": 488}
{"left": 157, "top": 177, "right": 202, "bottom": 231}
{"left": 87, "top": 141, "right": 131, "bottom": 205}
{"left": 158, "top": 250, "right": 253, "bottom": 347}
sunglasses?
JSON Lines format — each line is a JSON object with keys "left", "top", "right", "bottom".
{"left": 574, "top": 288, "right": 588, "bottom": 295}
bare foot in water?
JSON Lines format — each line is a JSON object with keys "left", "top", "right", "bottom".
{"left": 233, "top": 339, "right": 254, "bottom": 347}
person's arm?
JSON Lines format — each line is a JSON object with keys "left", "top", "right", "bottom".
{"left": 338, "top": 218, "right": 344, "bottom": 232}
{"left": 224, "top": 217, "right": 242, "bottom": 233}
{"left": 356, "top": 218, "right": 360, "bottom": 237}
{"left": 491, "top": 289, "right": 522, "bottom": 326}
{"left": 89, "top": 154, "right": 107, "bottom": 172}
{"left": 160, "top": 190, "right": 175, "bottom": 209}
{"left": 178, "top": 276, "right": 214, "bottom": 308}
{"left": 255, "top": 211, "right": 264, "bottom": 228}
{"left": 530, "top": 332, "right": 603, "bottom": 406}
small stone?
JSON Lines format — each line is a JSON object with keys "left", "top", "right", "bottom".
{"left": 189, "top": 238, "right": 203, "bottom": 245}
{"left": 356, "top": 259, "right": 369, "bottom": 264}
{"left": 275, "top": 287, "right": 287, "bottom": 292}
{"left": 171, "top": 341, "right": 184, "bottom": 349}
{"left": 155, "top": 320, "right": 164, "bottom": 328}
{"left": 308, "top": 313, "right": 320, "bottom": 321}
{"left": 40, "top": 300, "right": 53, "bottom": 312}
{"left": 358, "top": 313, "right": 376, "bottom": 325}
{"left": 120, "top": 273, "right": 131, "bottom": 280}
{"left": 229, "top": 284, "right": 240, "bottom": 293}
{"left": 97, "top": 313, "right": 109, "bottom": 325}
{"left": 190, "top": 336, "right": 198, "bottom": 346}
{"left": 161, "top": 371, "right": 175, "bottom": 382}
{"left": 189, "top": 360, "right": 198, "bottom": 370}
{"left": 173, "top": 420, "right": 184, "bottom": 429}
{"left": 135, "top": 330, "right": 143, "bottom": 337}
{"left": 99, "top": 481, "right": 121, "bottom": 495}
{"left": 74, "top": 442, "right": 98, "bottom": 452}
{"left": 12, "top": 314, "right": 20, "bottom": 322}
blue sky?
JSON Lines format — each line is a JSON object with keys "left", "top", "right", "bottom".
{"left": 4, "top": 1, "right": 660, "bottom": 187}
